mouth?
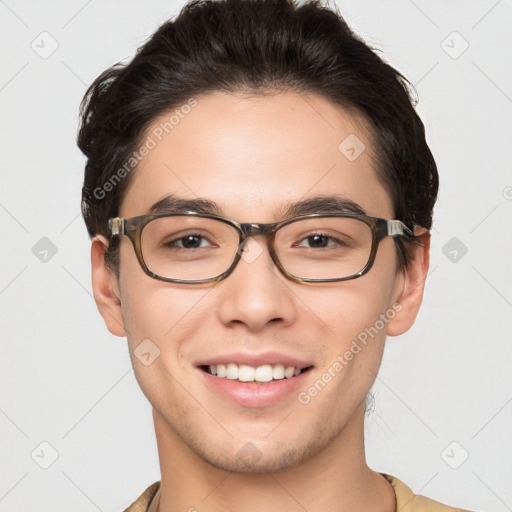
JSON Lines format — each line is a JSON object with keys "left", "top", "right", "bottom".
{"left": 200, "top": 363, "right": 313, "bottom": 383}
{"left": 196, "top": 356, "right": 314, "bottom": 408}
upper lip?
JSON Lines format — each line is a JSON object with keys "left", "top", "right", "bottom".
{"left": 195, "top": 351, "right": 313, "bottom": 369}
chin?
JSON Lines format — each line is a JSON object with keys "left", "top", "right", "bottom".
{"left": 193, "top": 435, "right": 327, "bottom": 475}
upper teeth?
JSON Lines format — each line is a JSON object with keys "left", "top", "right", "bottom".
{"left": 209, "top": 363, "right": 302, "bottom": 382}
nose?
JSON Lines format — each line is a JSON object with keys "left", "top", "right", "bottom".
{"left": 215, "top": 236, "right": 298, "bottom": 332}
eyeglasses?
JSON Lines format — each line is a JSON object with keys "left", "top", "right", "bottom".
{"left": 108, "top": 211, "right": 414, "bottom": 284}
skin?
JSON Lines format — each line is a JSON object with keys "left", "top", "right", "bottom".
{"left": 91, "top": 90, "right": 430, "bottom": 511}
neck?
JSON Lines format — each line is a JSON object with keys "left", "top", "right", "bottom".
{"left": 151, "top": 403, "right": 395, "bottom": 512}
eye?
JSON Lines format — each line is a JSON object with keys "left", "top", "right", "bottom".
{"left": 295, "top": 233, "right": 348, "bottom": 249}
{"left": 166, "top": 233, "right": 213, "bottom": 249}
{"left": 301, "top": 234, "right": 330, "bottom": 248}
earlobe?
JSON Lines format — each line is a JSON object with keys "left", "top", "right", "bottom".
{"left": 91, "top": 235, "right": 126, "bottom": 337}
{"left": 387, "top": 228, "right": 431, "bottom": 337}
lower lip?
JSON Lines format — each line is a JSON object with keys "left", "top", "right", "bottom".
{"left": 198, "top": 368, "right": 310, "bottom": 408}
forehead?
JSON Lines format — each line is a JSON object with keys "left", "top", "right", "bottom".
{"left": 121, "top": 90, "right": 393, "bottom": 220}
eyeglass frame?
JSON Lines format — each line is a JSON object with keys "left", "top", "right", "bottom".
{"left": 108, "top": 211, "right": 415, "bottom": 284}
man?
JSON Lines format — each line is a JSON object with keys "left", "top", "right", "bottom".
{"left": 78, "top": 0, "right": 472, "bottom": 510}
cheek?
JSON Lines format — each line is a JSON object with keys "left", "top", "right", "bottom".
{"left": 299, "top": 279, "right": 394, "bottom": 344}
{"left": 294, "top": 283, "right": 395, "bottom": 421}
{"left": 120, "top": 278, "right": 211, "bottom": 345}
{"left": 118, "top": 276, "right": 212, "bottom": 408}
{"left": 295, "top": 257, "right": 399, "bottom": 394}
{"left": 116, "top": 241, "right": 201, "bottom": 339}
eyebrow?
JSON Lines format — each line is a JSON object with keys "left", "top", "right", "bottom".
{"left": 148, "top": 196, "right": 222, "bottom": 215}
{"left": 148, "top": 194, "right": 367, "bottom": 218}
{"left": 279, "top": 195, "right": 366, "bottom": 217}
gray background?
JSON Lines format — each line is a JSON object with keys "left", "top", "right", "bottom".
{"left": 1, "top": 1, "right": 511, "bottom": 510}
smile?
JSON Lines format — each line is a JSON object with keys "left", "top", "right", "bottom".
{"left": 202, "top": 363, "right": 311, "bottom": 382}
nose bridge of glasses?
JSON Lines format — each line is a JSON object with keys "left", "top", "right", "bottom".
{"left": 236, "top": 222, "right": 278, "bottom": 265}
{"left": 240, "top": 222, "right": 275, "bottom": 239}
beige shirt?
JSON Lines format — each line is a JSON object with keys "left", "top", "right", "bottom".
{"left": 122, "top": 473, "right": 473, "bottom": 511}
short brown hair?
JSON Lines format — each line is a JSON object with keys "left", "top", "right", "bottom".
{"left": 78, "top": 0, "right": 438, "bottom": 271}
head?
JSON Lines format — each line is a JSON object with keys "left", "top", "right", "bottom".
{"left": 79, "top": 0, "right": 437, "bottom": 473}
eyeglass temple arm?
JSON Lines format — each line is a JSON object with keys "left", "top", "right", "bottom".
{"left": 387, "top": 220, "right": 415, "bottom": 238}
{"left": 109, "top": 217, "right": 125, "bottom": 236}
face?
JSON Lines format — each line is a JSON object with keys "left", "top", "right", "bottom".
{"left": 92, "top": 90, "right": 427, "bottom": 473}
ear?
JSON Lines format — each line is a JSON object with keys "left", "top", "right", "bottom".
{"left": 91, "top": 235, "right": 126, "bottom": 337}
{"left": 387, "top": 227, "right": 430, "bottom": 336}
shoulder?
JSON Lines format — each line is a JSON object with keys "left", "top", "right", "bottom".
{"left": 122, "top": 481, "right": 160, "bottom": 512}
{"left": 382, "top": 473, "right": 474, "bottom": 512}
